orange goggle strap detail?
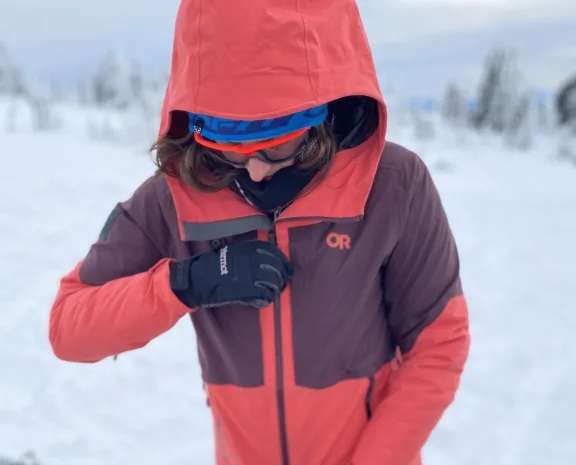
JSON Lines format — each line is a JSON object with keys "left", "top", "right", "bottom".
{"left": 194, "top": 127, "right": 309, "bottom": 155}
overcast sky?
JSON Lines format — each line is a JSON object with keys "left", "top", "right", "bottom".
{"left": 1, "top": 0, "right": 575, "bottom": 96}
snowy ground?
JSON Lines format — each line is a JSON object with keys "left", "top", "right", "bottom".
{"left": 1, "top": 120, "right": 575, "bottom": 465}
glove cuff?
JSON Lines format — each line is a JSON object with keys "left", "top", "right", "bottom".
{"left": 169, "top": 259, "right": 192, "bottom": 292}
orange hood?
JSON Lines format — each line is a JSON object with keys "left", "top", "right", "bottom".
{"left": 159, "top": 0, "right": 385, "bottom": 134}
{"left": 160, "top": 0, "right": 388, "bottom": 226}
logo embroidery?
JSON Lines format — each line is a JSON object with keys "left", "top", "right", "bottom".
{"left": 326, "top": 232, "right": 351, "bottom": 250}
{"left": 219, "top": 246, "right": 229, "bottom": 275}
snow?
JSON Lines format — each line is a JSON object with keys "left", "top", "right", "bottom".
{"left": 0, "top": 129, "right": 211, "bottom": 465}
{"left": 408, "top": 134, "right": 576, "bottom": 465}
{"left": 1, "top": 110, "right": 575, "bottom": 465}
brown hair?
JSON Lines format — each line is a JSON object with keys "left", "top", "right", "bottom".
{"left": 151, "top": 120, "right": 338, "bottom": 192}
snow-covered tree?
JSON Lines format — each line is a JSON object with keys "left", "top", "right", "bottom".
{"left": 555, "top": 76, "right": 576, "bottom": 166}
{"left": 441, "top": 83, "right": 467, "bottom": 126}
{"left": 0, "top": 44, "right": 13, "bottom": 94}
{"left": 505, "top": 93, "right": 533, "bottom": 151}
{"left": 0, "top": 451, "right": 41, "bottom": 465}
{"left": 129, "top": 61, "right": 145, "bottom": 101}
{"left": 0, "top": 44, "right": 27, "bottom": 96}
{"left": 556, "top": 75, "right": 576, "bottom": 129}
{"left": 92, "top": 51, "right": 132, "bottom": 108}
{"left": 471, "top": 47, "right": 521, "bottom": 134}
{"left": 411, "top": 106, "right": 435, "bottom": 141}
{"left": 28, "top": 93, "right": 60, "bottom": 131}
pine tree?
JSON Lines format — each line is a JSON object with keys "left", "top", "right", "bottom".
{"left": 92, "top": 51, "right": 131, "bottom": 108}
{"left": 471, "top": 48, "right": 519, "bottom": 133}
{"left": 556, "top": 76, "right": 576, "bottom": 127}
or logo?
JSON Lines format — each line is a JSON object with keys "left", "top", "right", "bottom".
{"left": 326, "top": 232, "right": 351, "bottom": 250}
{"left": 219, "top": 246, "right": 229, "bottom": 275}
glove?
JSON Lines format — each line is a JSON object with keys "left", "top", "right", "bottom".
{"left": 169, "top": 240, "right": 292, "bottom": 309}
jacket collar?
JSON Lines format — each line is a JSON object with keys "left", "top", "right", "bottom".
{"left": 166, "top": 124, "right": 384, "bottom": 241}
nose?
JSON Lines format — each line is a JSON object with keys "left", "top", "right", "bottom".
{"left": 246, "top": 158, "right": 274, "bottom": 182}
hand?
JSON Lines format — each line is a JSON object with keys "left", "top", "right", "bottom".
{"left": 169, "top": 240, "right": 292, "bottom": 309}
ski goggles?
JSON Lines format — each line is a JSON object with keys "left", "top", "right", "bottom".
{"left": 193, "top": 127, "right": 310, "bottom": 168}
{"left": 188, "top": 104, "right": 328, "bottom": 168}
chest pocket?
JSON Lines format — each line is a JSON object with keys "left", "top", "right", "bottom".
{"left": 288, "top": 221, "right": 376, "bottom": 277}
{"left": 287, "top": 220, "right": 396, "bottom": 389}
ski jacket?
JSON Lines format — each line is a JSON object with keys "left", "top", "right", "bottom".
{"left": 49, "top": 1, "right": 470, "bottom": 464}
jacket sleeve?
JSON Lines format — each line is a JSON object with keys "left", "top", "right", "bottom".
{"left": 49, "top": 177, "right": 191, "bottom": 363}
{"left": 352, "top": 156, "right": 471, "bottom": 465}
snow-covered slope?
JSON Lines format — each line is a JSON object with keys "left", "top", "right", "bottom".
{"left": 1, "top": 121, "right": 575, "bottom": 465}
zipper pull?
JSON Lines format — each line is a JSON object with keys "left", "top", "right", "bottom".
{"left": 269, "top": 208, "right": 281, "bottom": 244}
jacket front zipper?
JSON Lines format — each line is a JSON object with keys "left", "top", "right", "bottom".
{"left": 269, "top": 209, "right": 290, "bottom": 465}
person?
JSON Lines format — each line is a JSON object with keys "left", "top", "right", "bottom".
{"left": 48, "top": 1, "right": 471, "bottom": 464}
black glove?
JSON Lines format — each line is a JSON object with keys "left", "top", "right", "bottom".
{"left": 169, "top": 240, "right": 292, "bottom": 309}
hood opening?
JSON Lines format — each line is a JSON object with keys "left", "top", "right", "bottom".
{"left": 329, "top": 96, "right": 379, "bottom": 150}
{"left": 161, "top": 95, "right": 380, "bottom": 152}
